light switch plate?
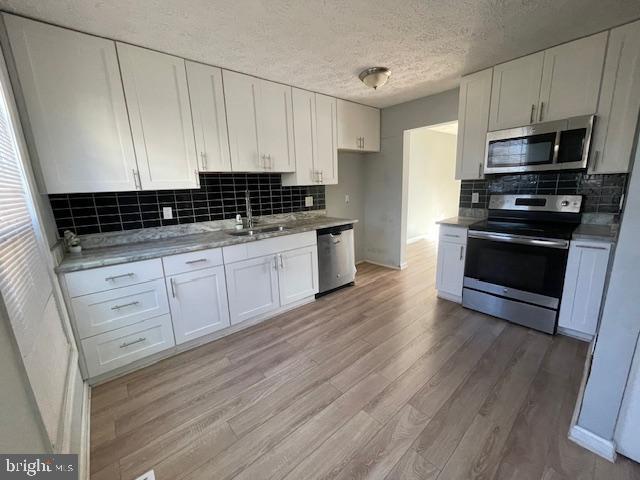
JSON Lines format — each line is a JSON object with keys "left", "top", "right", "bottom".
{"left": 162, "top": 207, "right": 173, "bottom": 219}
{"left": 472, "top": 192, "right": 480, "bottom": 204}
{"left": 305, "top": 196, "right": 313, "bottom": 207}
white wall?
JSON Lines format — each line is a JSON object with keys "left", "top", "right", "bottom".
{"left": 326, "top": 152, "right": 366, "bottom": 262}
{"left": 363, "top": 88, "right": 459, "bottom": 268}
{"left": 407, "top": 127, "right": 460, "bottom": 242}
{"left": 577, "top": 128, "right": 640, "bottom": 442}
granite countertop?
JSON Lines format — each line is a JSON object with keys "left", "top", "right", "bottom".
{"left": 572, "top": 223, "right": 618, "bottom": 243}
{"left": 436, "top": 216, "right": 482, "bottom": 228}
{"left": 56, "top": 216, "right": 358, "bottom": 273}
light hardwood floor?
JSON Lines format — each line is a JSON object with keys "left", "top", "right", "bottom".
{"left": 90, "top": 240, "right": 640, "bottom": 480}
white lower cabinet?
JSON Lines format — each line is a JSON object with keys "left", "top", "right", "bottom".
{"left": 166, "top": 265, "right": 231, "bottom": 344}
{"left": 278, "top": 246, "right": 319, "bottom": 306}
{"left": 559, "top": 240, "right": 612, "bottom": 340}
{"left": 225, "top": 255, "right": 281, "bottom": 325}
{"left": 436, "top": 225, "right": 467, "bottom": 303}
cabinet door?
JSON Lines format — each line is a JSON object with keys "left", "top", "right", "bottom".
{"left": 538, "top": 32, "right": 607, "bottom": 122}
{"left": 360, "top": 103, "right": 381, "bottom": 152}
{"left": 4, "top": 15, "right": 138, "bottom": 193}
{"left": 225, "top": 255, "right": 280, "bottom": 325}
{"left": 489, "top": 52, "right": 544, "bottom": 130}
{"left": 186, "top": 61, "right": 231, "bottom": 172}
{"left": 337, "top": 99, "right": 361, "bottom": 150}
{"left": 559, "top": 241, "right": 611, "bottom": 337}
{"left": 590, "top": 21, "right": 640, "bottom": 174}
{"left": 167, "top": 266, "right": 230, "bottom": 344}
{"left": 223, "top": 70, "right": 262, "bottom": 172}
{"left": 257, "top": 79, "right": 295, "bottom": 172}
{"left": 117, "top": 43, "right": 199, "bottom": 190}
{"left": 436, "top": 240, "right": 465, "bottom": 300}
{"left": 456, "top": 68, "right": 493, "bottom": 180}
{"left": 284, "top": 88, "right": 315, "bottom": 185}
{"left": 278, "top": 246, "right": 319, "bottom": 306}
{"left": 314, "top": 94, "right": 338, "bottom": 184}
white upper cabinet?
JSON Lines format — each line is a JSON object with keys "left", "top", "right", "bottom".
{"left": 283, "top": 89, "right": 337, "bottom": 186}
{"left": 590, "top": 20, "right": 640, "bottom": 174}
{"left": 4, "top": 15, "right": 138, "bottom": 193}
{"left": 257, "top": 79, "right": 295, "bottom": 172}
{"left": 185, "top": 61, "right": 231, "bottom": 172}
{"left": 538, "top": 32, "right": 607, "bottom": 122}
{"left": 489, "top": 52, "right": 544, "bottom": 131}
{"left": 117, "top": 43, "right": 199, "bottom": 190}
{"left": 337, "top": 99, "right": 380, "bottom": 152}
{"left": 223, "top": 71, "right": 294, "bottom": 172}
{"left": 456, "top": 68, "right": 493, "bottom": 180}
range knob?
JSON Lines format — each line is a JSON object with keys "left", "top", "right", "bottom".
{"left": 561, "top": 200, "right": 569, "bottom": 206}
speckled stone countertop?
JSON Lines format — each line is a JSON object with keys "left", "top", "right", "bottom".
{"left": 436, "top": 216, "right": 482, "bottom": 228}
{"left": 56, "top": 215, "right": 357, "bottom": 273}
{"left": 572, "top": 223, "right": 618, "bottom": 243}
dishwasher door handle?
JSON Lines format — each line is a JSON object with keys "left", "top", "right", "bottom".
{"left": 329, "top": 233, "right": 342, "bottom": 243}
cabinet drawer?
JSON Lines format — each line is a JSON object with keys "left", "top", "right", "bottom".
{"left": 72, "top": 279, "right": 169, "bottom": 339}
{"left": 162, "top": 248, "right": 223, "bottom": 276}
{"left": 223, "top": 231, "right": 317, "bottom": 264}
{"left": 438, "top": 225, "right": 467, "bottom": 245}
{"left": 65, "top": 259, "right": 164, "bottom": 298}
{"left": 82, "top": 314, "right": 175, "bottom": 378}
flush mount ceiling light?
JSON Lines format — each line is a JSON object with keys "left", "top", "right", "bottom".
{"left": 359, "top": 67, "right": 391, "bottom": 90}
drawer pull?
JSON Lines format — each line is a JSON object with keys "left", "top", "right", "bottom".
{"left": 105, "top": 273, "right": 135, "bottom": 282}
{"left": 111, "top": 301, "right": 140, "bottom": 311}
{"left": 576, "top": 244, "right": 608, "bottom": 251}
{"left": 185, "top": 258, "right": 208, "bottom": 264}
{"left": 444, "top": 233, "right": 460, "bottom": 238}
{"left": 119, "top": 337, "right": 146, "bottom": 348}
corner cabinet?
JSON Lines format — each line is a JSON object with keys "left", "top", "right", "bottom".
{"left": 589, "top": 20, "right": 640, "bottom": 174}
{"left": 117, "top": 43, "right": 200, "bottom": 190}
{"left": 3, "top": 14, "right": 139, "bottom": 193}
{"left": 185, "top": 61, "right": 231, "bottom": 172}
{"left": 456, "top": 68, "right": 492, "bottom": 180}
{"left": 337, "top": 99, "right": 380, "bottom": 152}
{"left": 223, "top": 70, "right": 295, "bottom": 172}
{"left": 283, "top": 89, "right": 338, "bottom": 186}
{"left": 558, "top": 240, "right": 612, "bottom": 341}
{"left": 436, "top": 225, "right": 467, "bottom": 303}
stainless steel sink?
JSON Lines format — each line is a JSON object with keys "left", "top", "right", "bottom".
{"left": 227, "top": 225, "right": 288, "bottom": 237}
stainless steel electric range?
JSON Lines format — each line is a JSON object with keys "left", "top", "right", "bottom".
{"left": 463, "top": 194, "right": 583, "bottom": 334}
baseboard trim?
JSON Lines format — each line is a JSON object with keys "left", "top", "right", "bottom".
{"left": 362, "top": 259, "right": 403, "bottom": 270}
{"left": 80, "top": 382, "right": 91, "bottom": 480}
{"left": 569, "top": 425, "right": 617, "bottom": 462}
{"left": 558, "top": 326, "right": 593, "bottom": 343}
{"left": 437, "top": 290, "right": 462, "bottom": 303}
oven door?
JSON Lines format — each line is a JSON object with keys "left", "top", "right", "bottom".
{"left": 464, "top": 231, "right": 569, "bottom": 307}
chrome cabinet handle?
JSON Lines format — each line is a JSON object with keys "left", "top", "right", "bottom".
{"left": 530, "top": 104, "right": 536, "bottom": 124}
{"left": 194, "top": 169, "right": 200, "bottom": 187}
{"left": 272, "top": 256, "right": 278, "bottom": 270}
{"left": 170, "top": 278, "right": 176, "bottom": 298}
{"left": 111, "top": 301, "right": 140, "bottom": 311}
{"left": 120, "top": 337, "right": 146, "bottom": 349}
{"left": 478, "top": 162, "right": 483, "bottom": 178}
{"left": 132, "top": 169, "right": 141, "bottom": 190}
{"left": 459, "top": 245, "right": 464, "bottom": 261}
{"left": 185, "top": 258, "right": 207, "bottom": 265}
{"left": 105, "top": 273, "right": 135, "bottom": 282}
{"left": 444, "top": 233, "right": 460, "bottom": 238}
{"left": 200, "top": 152, "right": 207, "bottom": 170}
{"left": 592, "top": 150, "right": 600, "bottom": 172}
{"left": 575, "top": 244, "right": 608, "bottom": 251}
{"left": 279, "top": 254, "right": 285, "bottom": 269}
{"left": 267, "top": 154, "right": 273, "bottom": 170}
{"left": 318, "top": 170, "right": 324, "bottom": 183}
{"left": 538, "top": 102, "right": 544, "bottom": 122}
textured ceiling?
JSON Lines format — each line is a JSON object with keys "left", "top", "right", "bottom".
{"left": 2, "top": 1, "right": 640, "bottom": 108}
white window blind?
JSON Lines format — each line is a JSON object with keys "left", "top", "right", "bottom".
{"left": 0, "top": 58, "right": 70, "bottom": 447}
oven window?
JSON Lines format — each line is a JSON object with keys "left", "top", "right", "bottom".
{"left": 487, "top": 132, "right": 556, "bottom": 169}
{"left": 465, "top": 238, "right": 568, "bottom": 298}
{"left": 557, "top": 128, "right": 587, "bottom": 163}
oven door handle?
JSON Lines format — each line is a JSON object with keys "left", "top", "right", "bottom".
{"left": 468, "top": 231, "right": 569, "bottom": 249}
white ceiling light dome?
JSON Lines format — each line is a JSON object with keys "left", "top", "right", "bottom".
{"left": 359, "top": 67, "right": 391, "bottom": 90}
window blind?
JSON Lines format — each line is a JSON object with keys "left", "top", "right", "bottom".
{"left": 0, "top": 60, "right": 70, "bottom": 447}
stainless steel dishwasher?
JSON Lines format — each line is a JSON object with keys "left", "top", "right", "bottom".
{"left": 317, "top": 224, "right": 356, "bottom": 296}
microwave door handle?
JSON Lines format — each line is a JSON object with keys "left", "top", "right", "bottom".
{"left": 551, "top": 130, "right": 561, "bottom": 164}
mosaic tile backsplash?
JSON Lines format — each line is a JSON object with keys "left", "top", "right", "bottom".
{"left": 459, "top": 172, "right": 628, "bottom": 214}
{"left": 49, "top": 173, "right": 325, "bottom": 237}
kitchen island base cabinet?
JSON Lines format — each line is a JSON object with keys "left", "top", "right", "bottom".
{"left": 166, "top": 265, "right": 231, "bottom": 344}
{"left": 558, "top": 240, "right": 612, "bottom": 341}
{"left": 436, "top": 225, "right": 467, "bottom": 303}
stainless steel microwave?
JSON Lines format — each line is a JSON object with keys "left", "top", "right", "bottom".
{"left": 484, "top": 115, "right": 594, "bottom": 174}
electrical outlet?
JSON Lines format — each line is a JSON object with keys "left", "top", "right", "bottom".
{"left": 305, "top": 196, "right": 313, "bottom": 207}
{"left": 345, "top": 194, "right": 350, "bottom": 204}
{"left": 134, "top": 470, "right": 155, "bottom": 480}
{"left": 472, "top": 192, "right": 480, "bottom": 204}
{"left": 162, "top": 207, "right": 173, "bottom": 219}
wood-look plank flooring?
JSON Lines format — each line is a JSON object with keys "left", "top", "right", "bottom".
{"left": 90, "top": 241, "right": 640, "bottom": 480}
